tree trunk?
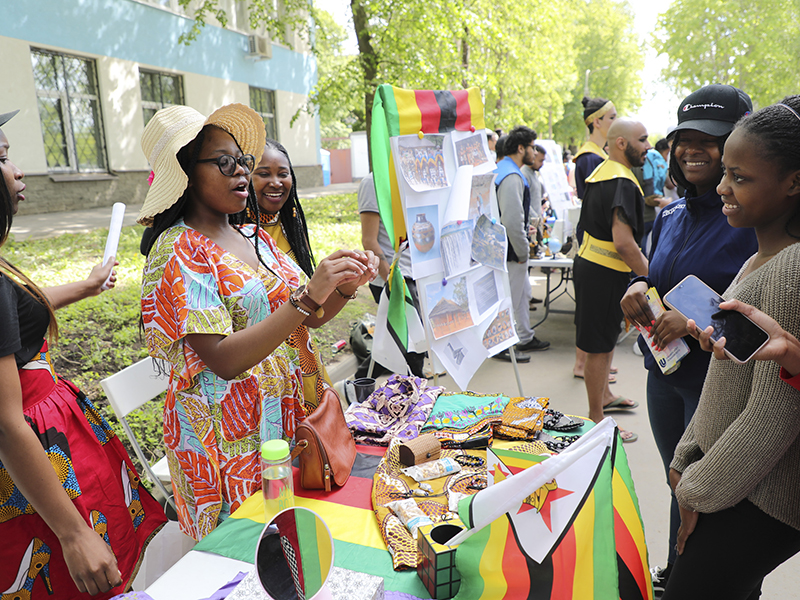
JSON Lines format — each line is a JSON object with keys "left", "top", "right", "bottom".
{"left": 351, "top": 0, "right": 378, "bottom": 167}
{"left": 461, "top": 25, "right": 469, "bottom": 89}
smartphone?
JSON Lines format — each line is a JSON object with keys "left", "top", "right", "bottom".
{"left": 664, "top": 274, "right": 770, "bottom": 364}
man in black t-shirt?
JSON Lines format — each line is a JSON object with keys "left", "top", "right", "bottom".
{"left": 574, "top": 118, "right": 650, "bottom": 437}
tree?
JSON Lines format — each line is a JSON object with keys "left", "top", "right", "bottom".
{"left": 551, "top": 0, "right": 644, "bottom": 149}
{"left": 302, "top": 10, "right": 364, "bottom": 147}
{"left": 176, "top": 0, "right": 643, "bottom": 153}
{"left": 654, "top": 0, "right": 800, "bottom": 108}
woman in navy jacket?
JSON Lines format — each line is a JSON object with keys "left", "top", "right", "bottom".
{"left": 620, "top": 84, "right": 758, "bottom": 590}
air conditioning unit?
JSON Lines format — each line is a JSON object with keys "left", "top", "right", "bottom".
{"left": 247, "top": 34, "right": 271, "bottom": 60}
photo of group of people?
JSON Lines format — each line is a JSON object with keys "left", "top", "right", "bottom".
{"left": 455, "top": 133, "right": 489, "bottom": 168}
{"left": 398, "top": 135, "right": 449, "bottom": 191}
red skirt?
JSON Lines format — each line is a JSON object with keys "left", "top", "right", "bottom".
{"left": 0, "top": 344, "right": 166, "bottom": 599}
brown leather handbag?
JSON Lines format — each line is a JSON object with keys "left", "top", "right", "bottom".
{"left": 291, "top": 387, "right": 356, "bottom": 491}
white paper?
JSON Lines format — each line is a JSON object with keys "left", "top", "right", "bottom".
{"left": 424, "top": 275, "right": 475, "bottom": 340}
{"left": 443, "top": 165, "right": 473, "bottom": 224}
{"left": 406, "top": 204, "right": 444, "bottom": 280}
{"left": 431, "top": 328, "right": 488, "bottom": 391}
{"left": 396, "top": 134, "right": 449, "bottom": 192}
{"left": 477, "top": 297, "right": 519, "bottom": 357}
{"left": 466, "top": 266, "right": 501, "bottom": 324}
{"left": 450, "top": 130, "right": 495, "bottom": 175}
{"left": 101, "top": 202, "right": 125, "bottom": 290}
{"left": 468, "top": 173, "right": 497, "bottom": 221}
{"left": 536, "top": 139, "right": 576, "bottom": 221}
{"left": 471, "top": 214, "right": 507, "bottom": 272}
{"left": 440, "top": 219, "right": 475, "bottom": 279}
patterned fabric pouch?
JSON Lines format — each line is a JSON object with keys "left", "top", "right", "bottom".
{"left": 494, "top": 396, "right": 550, "bottom": 440}
{"left": 372, "top": 438, "right": 485, "bottom": 570}
{"left": 345, "top": 375, "right": 443, "bottom": 445}
{"left": 420, "top": 392, "right": 509, "bottom": 446}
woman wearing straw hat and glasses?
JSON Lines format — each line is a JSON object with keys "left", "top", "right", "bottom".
{"left": 139, "top": 104, "right": 377, "bottom": 540}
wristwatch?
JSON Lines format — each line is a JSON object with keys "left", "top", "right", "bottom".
{"left": 291, "top": 285, "right": 324, "bottom": 318}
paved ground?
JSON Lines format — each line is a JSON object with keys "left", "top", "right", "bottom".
{"left": 9, "top": 181, "right": 360, "bottom": 242}
{"left": 10, "top": 185, "right": 800, "bottom": 597}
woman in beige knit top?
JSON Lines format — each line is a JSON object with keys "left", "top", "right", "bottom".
{"left": 662, "top": 97, "right": 800, "bottom": 599}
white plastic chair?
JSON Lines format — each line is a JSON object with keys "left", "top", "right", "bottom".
{"left": 101, "top": 356, "right": 175, "bottom": 511}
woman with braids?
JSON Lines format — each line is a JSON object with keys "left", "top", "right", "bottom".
{"left": 138, "top": 104, "right": 377, "bottom": 540}
{"left": 247, "top": 140, "right": 332, "bottom": 411}
{"left": 0, "top": 110, "right": 165, "bottom": 598}
{"left": 620, "top": 84, "right": 757, "bottom": 594}
{"left": 658, "top": 96, "right": 800, "bottom": 599}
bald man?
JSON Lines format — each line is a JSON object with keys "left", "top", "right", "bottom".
{"left": 574, "top": 118, "right": 650, "bottom": 440}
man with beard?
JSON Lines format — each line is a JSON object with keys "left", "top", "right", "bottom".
{"left": 494, "top": 126, "right": 550, "bottom": 363}
{"left": 574, "top": 118, "right": 650, "bottom": 440}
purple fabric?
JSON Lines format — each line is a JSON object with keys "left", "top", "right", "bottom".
{"left": 110, "top": 594, "right": 156, "bottom": 600}
{"left": 198, "top": 571, "right": 249, "bottom": 600}
{"left": 345, "top": 374, "right": 443, "bottom": 445}
{"left": 385, "top": 593, "right": 426, "bottom": 600}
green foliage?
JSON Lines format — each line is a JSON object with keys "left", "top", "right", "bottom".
{"left": 654, "top": 0, "right": 800, "bottom": 108}
{"left": 301, "top": 10, "right": 366, "bottom": 142}
{"left": 303, "top": 192, "right": 362, "bottom": 258}
{"left": 551, "top": 0, "right": 645, "bottom": 148}
{"left": 176, "top": 0, "right": 644, "bottom": 152}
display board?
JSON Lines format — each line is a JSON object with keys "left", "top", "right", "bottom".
{"left": 370, "top": 85, "right": 522, "bottom": 390}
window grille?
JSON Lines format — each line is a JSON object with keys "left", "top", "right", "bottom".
{"left": 31, "top": 49, "right": 107, "bottom": 173}
{"left": 250, "top": 86, "right": 278, "bottom": 141}
{"left": 140, "top": 70, "right": 185, "bottom": 126}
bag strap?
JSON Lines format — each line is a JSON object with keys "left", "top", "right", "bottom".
{"left": 290, "top": 439, "right": 308, "bottom": 461}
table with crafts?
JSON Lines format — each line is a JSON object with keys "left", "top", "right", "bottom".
{"left": 144, "top": 404, "right": 652, "bottom": 600}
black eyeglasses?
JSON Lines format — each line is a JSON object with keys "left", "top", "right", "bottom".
{"left": 196, "top": 154, "right": 256, "bottom": 176}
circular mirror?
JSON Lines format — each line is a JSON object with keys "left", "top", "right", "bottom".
{"left": 255, "top": 507, "right": 334, "bottom": 600}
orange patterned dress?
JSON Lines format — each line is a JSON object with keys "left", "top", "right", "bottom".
{"left": 141, "top": 221, "right": 324, "bottom": 540}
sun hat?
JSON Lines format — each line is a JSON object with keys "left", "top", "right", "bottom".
{"left": 138, "top": 103, "right": 266, "bottom": 226}
{"left": 668, "top": 84, "right": 752, "bottom": 140}
{"left": 0, "top": 110, "right": 19, "bottom": 128}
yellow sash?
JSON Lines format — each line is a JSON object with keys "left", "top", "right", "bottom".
{"left": 573, "top": 140, "right": 608, "bottom": 162}
{"left": 585, "top": 159, "right": 643, "bottom": 195}
{"left": 577, "top": 233, "right": 630, "bottom": 272}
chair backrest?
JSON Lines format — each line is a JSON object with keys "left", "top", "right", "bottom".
{"left": 101, "top": 356, "right": 173, "bottom": 510}
{"left": 101, "top": 356, "right": 169, "bottom": 418}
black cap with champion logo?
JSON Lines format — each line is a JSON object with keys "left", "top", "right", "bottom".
{"left": 669, "top": 85, "right": 753, "bottom": 139}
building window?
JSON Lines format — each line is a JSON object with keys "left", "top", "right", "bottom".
{"left": 250, "top": 87, "right": 278, "bottom": 141}
{"left": 30, "top": 49, "right": 107, "bottom": 173}
{"left": 140, "top": 70, "right": 185, "bottom": 126}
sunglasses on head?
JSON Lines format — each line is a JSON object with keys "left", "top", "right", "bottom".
{"left": 197, "top": 154, "right": 256, "bottom": 176}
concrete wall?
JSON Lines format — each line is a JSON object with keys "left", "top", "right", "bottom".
{"left": 15, "top": 172, "right": 150, "bottom": 216}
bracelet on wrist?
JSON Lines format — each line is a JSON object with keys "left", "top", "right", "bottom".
{"left": 288, "top": 296, "right": 310, "bottom": 317}
{"left": 335, "top": 286, "right": 358, "bottom": 300}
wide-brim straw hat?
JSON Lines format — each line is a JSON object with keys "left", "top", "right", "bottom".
{"left": 138, "top": 103, "right": 266, "bottom": 226}
{"left": 0, "top": 110, "right": 19, "bottom": 128}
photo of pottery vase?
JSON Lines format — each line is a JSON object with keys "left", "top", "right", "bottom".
{"left": 412, "top": 213, "right": 436, "bottom": 253}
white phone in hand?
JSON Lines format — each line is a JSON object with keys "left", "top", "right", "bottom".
{"left": 664, "top": 275, "right": 769, "bottom": 364}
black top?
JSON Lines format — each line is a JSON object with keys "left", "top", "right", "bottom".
{"left": 0, "top": 272, "right": 50, "bottom": 367}
{"left": 579, "top": 177, "right": 644, "bottom": 245}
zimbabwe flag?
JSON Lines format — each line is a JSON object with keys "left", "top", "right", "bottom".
{"left": 454, "top": 421, "right": 653, "bottom": 600}
{"left": 370, "top": 85, "right": 485, "bottom": 357}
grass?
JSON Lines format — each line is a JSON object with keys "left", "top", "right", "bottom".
{"left": 4, "top": 191, "right": 373, "bottom": 485}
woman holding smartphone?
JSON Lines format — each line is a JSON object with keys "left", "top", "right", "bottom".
{"left": 619, "top": 84, "right": 757, "bottom": 591}
{"left": 659, "top": 96, "right": 800, "bottom": 599}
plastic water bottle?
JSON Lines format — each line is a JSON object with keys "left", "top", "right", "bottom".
{"left": 261, "top": 439, "right": 294, "bottom": 522}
